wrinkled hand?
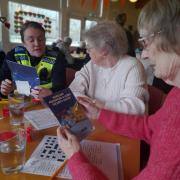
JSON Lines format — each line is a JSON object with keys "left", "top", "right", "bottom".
{"left": 57, "top": 127, "right": 80, "bottom": 159}
{"left": 31, "top": 86, "right": 52, "bottom": 99}
{"left": 78, "top": 96, "right": 105, "bottom": 109}
{"left": 0, "top": 79, "right": 14, "bottom": 96}
{"left": 78, "top": 96, "right": 101, "bottom": 120}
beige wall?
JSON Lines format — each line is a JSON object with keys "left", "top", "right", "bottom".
{"left": 0, "top": 0, "right": 140, "bottom": 52}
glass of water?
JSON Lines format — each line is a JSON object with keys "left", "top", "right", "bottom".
{"left": 0, "top": 128, "right": 26, "bottom": 175}
{"left": 8, "top": 93, "right": 25, "bottom": 126}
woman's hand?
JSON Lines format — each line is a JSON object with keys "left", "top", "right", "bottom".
{"left": 78, "top": 96, "right": 101, "bottom": 120}
{"left": 78, "top": 96, "right": 105, "bottom": 109}
{"left": 31, "top": 86, "right": 52, "bottom": 99}
{"left": 57, "top": 127, "right": 80, "bottom": 159}
{"left": 0, "top": 79, "right": 14, "bottom": 96}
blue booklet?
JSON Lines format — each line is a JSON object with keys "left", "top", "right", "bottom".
{"left": 7, "top": 60, "right": 40, "bottom": 89}
{"left": 43, "top": 88, "right": 93, "bottom": 139}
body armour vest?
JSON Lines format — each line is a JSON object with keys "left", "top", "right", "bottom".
{"left": 14, "top": 46, "right": 57, "bottom": 89}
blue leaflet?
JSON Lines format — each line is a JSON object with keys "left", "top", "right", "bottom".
{"left": 7, "top": 60, "right": 40, "bottom": 88}
{"left": 43, "top": 88, "right": 93, "bottom": 140}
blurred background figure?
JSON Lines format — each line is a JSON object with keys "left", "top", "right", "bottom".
{"left": 75, "top": 41, "right": 90, "bottom": 64}
{"left": 76, "top": 41, "right": 87, "bottom": 54}
{"left": 53, "top": 36, "right": 74, "bottom": 66}
{"left": 115, "top": 13, "right": 135, "bottom": 57}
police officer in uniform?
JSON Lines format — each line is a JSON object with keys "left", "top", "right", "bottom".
{"left": 0, "top": 21, "right": 66, "bottom": 98}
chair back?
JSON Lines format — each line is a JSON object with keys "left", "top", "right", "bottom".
{"left": 66, "top": 68, "right": 76, "bottom": 87}
{"left": 148, "top": 85, "right": 166, "bottom": 114}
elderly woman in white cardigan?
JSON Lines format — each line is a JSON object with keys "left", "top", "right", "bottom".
{"left": 69, "top": 21, "right": 149, "bottom": 115}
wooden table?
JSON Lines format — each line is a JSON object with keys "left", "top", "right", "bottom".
{"left": 0, "top": 103, "right": 140, "bottom": 180}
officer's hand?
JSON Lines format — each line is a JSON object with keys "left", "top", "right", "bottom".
{"left": 31, "top": 86, "right": 52, "bottom": 99}
{"left": 0, "top": 79, "right": 14, "bottom": 96}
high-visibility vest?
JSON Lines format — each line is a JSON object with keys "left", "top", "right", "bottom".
{"left": 14, "top": 46, "right": 57, "bottom": 89}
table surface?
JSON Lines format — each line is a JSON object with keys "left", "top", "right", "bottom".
{"left": 0, "top": 103, "right": 140, "bottom": 180}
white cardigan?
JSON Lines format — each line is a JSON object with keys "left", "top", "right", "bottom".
{"left": 69, "top": 56, "right": 149, "bottom": 115}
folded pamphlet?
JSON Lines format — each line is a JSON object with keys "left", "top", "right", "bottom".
{"left": 43, "top": 88, "right": 93, "bottom": 139}
{"left": 7, "top": 60, "right": 40, "bottom": 95}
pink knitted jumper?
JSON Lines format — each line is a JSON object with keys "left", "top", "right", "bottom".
{"left": 68, "top": 87, "right": 180, "bottom": 180}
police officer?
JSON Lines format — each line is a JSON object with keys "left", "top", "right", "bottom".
{"left": 0, "top": 21, "right": 66, "bottom": 98}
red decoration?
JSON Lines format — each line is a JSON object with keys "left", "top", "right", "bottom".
{"left": 4, "top": 22, "right": 10, "bottom": 29}
{"left": 26, "top": 127, "right": 33, "bottom": 142}
{"left": 92, "top": 0, "right": 98, "bottom": 10}
{"left": 79, "top": 0, "right": 128, "bottom": 9}
{"left": 0, "top": 132, "right": 16, "bottom": 142}
{"left": 80, "top": 0, "right": 86, "bottom": 6}
{"left": 120, "top": 0, "right": 126, "bottom": 7}
{"left": 2, "top": 106, "right": 9, "bottom": 117}
{"left": 0, "top": 17, "right": 10, "bottom": 29}
{"left": 13, "top": 10, "right": 52, "bottom": 34}
{"left": 104, "top": 0, "right": 110, "bottom": 9}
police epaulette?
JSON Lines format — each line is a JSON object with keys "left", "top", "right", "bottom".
{"left": 15, "top": 46, "right": 26, "bottom": 53}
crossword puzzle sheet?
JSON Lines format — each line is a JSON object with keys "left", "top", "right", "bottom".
{"left": 22, "top": 135, "right": 71, "bottom": 178}
{"left": 22, "top": 135, "right": 123, "bottom": 180}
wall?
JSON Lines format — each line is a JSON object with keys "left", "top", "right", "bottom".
{"left": 0, "top": 0, "right": 140, "bottom": 52}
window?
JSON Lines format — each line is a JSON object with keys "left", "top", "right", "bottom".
{"left": 69, "top": 18, "right": 81, "bottom": 47}
{"left": 85, "top": 20, "right": 97, "bottom": 30}
{"left": 8, "top": 1, "right": 59, "bottom": 44}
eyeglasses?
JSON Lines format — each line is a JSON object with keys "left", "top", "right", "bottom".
{"left": 138, "top": 30, "right": 162, "bottom": 49}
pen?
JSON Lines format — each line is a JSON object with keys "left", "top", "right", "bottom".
{"left": 49, "top": 159, "right": 68, "bottom": 180}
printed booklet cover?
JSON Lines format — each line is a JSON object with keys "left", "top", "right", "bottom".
{"left": 43, "top": 88, "right": 93, "bottom": 139}
{"left": 7, "top": 60, "right": 40, "bottom": 89}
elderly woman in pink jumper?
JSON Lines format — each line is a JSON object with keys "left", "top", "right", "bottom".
{"left": 69, "top": 21, "right": 148, "bottom": 115}
{"left": 57, "top": 0, "right": 180, "bottom": 179}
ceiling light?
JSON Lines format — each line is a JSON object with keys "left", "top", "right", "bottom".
{"left": 129, "top": 0, "right": 138, "bottom": 3}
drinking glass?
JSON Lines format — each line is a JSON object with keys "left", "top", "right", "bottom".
{"left": 0, "top": 128, "right": 26, "bottom": 175}
{"left": 8, "top": 93, "right": 25, "bottom": 126}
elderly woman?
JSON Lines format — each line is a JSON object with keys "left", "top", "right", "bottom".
{"left": 57, "top": 0, "right": 180, "bottom": 179}
{"left": 70, "top": 21, "right": 148, "bottom": 115}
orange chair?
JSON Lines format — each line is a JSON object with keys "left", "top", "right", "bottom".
{"left": 65, "top": 68, "right": 76, "bottom": 87}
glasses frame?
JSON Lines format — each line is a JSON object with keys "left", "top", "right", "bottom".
{"left": 138, "top": 30, "right": 162, "bottom": 49}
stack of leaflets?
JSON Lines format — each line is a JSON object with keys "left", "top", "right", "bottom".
{"left": 24, "top": 108, "right": 59, "bottom": 130}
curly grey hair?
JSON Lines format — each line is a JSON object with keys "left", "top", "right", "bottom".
{"left": 83, "top": 21, "right": 128, "bottom": 58}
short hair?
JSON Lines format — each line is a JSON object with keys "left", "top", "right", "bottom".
{"left": 63, "top": 36, "right": 72, "bottom": 46}
{"left": 20, "top": 21, "right": 45, "bottom": 42}
{"left": 83, "top": 21, "right": 128, "bottom": 57}
{"left": 115, "top": 13, "right": 127, "bottom": 26}
{"left": 138, "top": 0, "right": 180, "bottom": 55}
